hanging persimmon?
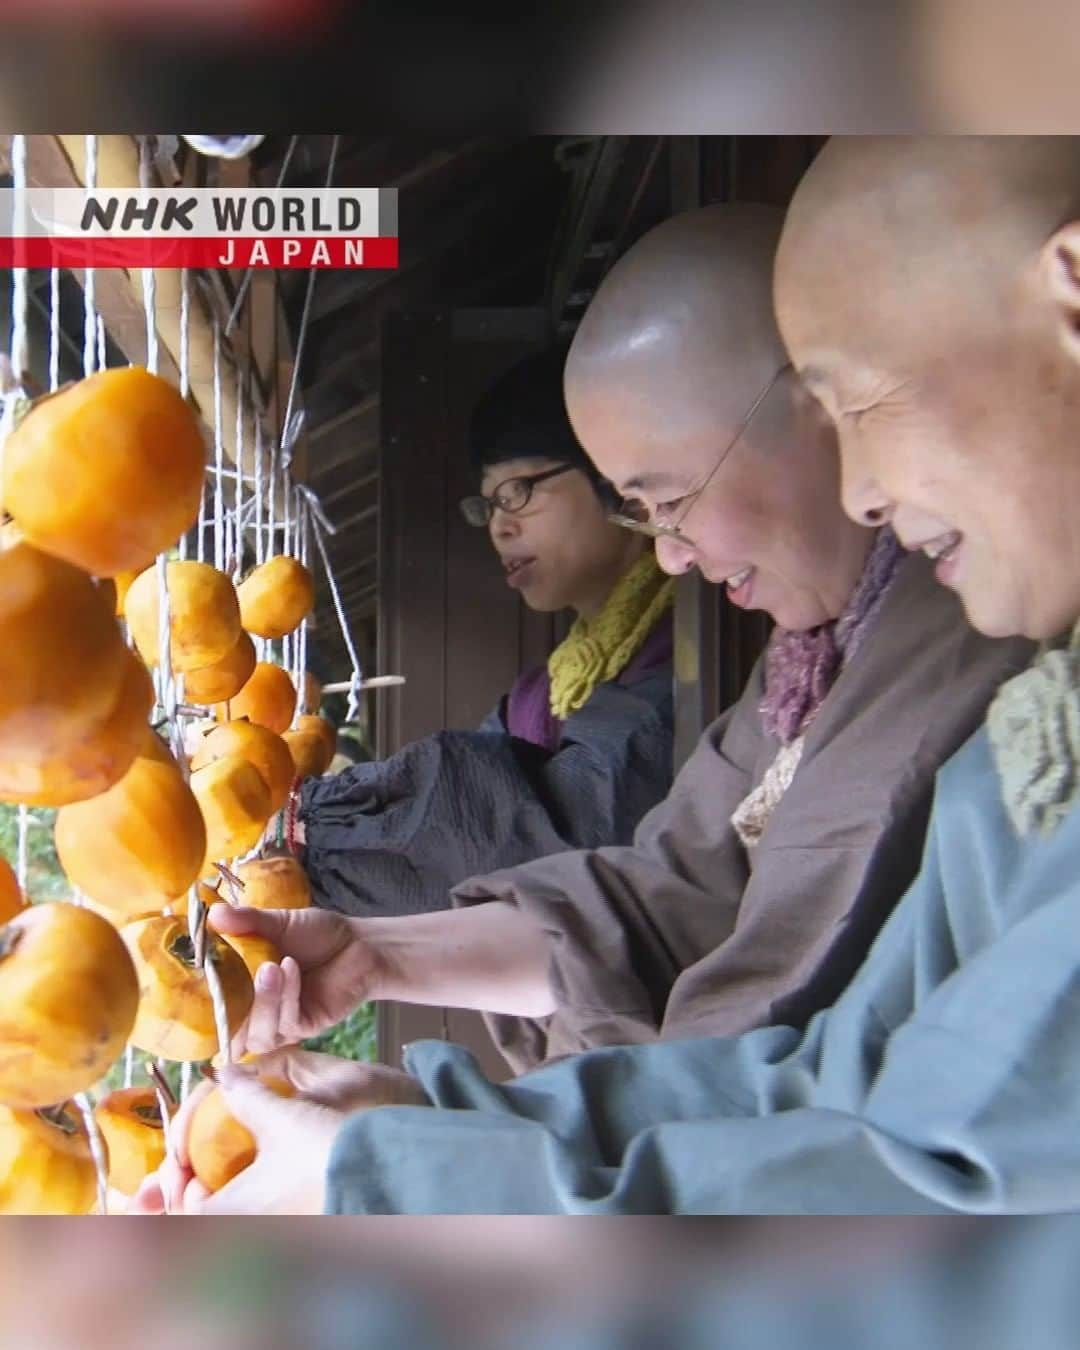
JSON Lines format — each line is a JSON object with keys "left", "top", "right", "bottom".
{"left": 218, "top": 661, "right": 296, "bottom": 736}
{"left": 190, "top": 720, "right": 294, "bottom": 815}
{"left": 232, "top": 856, "right": 311, "bottom": 911}
{"left": 220, "top": 930, "right": 282, "bottom": 982}
{"left": 54, "top": 728, "right": 207, "bottom": 922}
{"left": 190, "top": 754, "right": 273, "bottom": 873}
{"left": 0, "top": 1100, "right": 100, "bottom": 1215}
{"left": 236, "top": 556, "right": 315, "bottom": 640}
{"left": 0, "top": 902, "right": 139, "bottom": 1108}
{"left": 184, "top": 631, "right": 257, "bottom": 705}
{"left": 187, "top": 1073, "right": 293, "bottom": 1194}
{"left": 294, "top": 714, "right": 336, "bottom": 764}
{"left": 1, "top": 367, "right": 206, "bottom": 577}
{"left": 302, "top": 670, "right": 322, "bottom": 715}
{"left": 282, "top": 728, "right": 333, "bottom": 779}
{"left": 0, "top": 858, "right": 24, "bottom": 926}
{"left": 121, "top": 914, "right": 254, "bottom": 1063}
{"left": 93, "top": 1087, "right": 172, "bottom": 1197}
{"left": 0, "top": 646, "right": 154, "bottom": 809}
{"left": 0, "top": 542, "right": 133, "bottom": 769}
{"left": 124, "top": 560, "right": 242, "bottom": 674}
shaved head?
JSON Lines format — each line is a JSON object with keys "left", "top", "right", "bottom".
{"left": 564, "top": 202, "right": 874, "bottom": 632}
{"left": 567, "top": 203, "right": 788, "bottom": 466}
{"left": 775, "top": 136, "right": 1080, "bottom": 640}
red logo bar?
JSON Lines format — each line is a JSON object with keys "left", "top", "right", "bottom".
{"left": 0, "top": 236, "right": 399, "bottom": 269}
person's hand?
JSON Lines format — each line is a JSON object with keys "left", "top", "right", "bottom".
{"left": 208, "top": 902, "right": 385, "bottom": 1055}
{"left": 129, "top": 1048, "right": 428, "bottom": 1216}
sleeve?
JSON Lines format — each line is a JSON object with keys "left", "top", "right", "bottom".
{"left": 298, "top": 671, "right": 673, "bottom": 919}
{"left": 325, "top": 803, "right": 1080, "bottom": 1215}
{"left": 451, "top": 660, "right": 767, "bottom": 1068}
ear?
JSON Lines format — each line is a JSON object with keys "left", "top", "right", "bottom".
{"left": 1040, "top": 221, "right": 1080, "bottom": 365}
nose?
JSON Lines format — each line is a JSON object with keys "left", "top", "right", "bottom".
{"left": 838, "top": 441, "right": 894, "bottom": 529}
{"left": 489, "top": 508, "right": 520, "bottom": 543}
{"left": 655, "top": 532, "right": 698, "bottom": 576}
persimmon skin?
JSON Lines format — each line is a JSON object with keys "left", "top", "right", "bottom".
{"left": 191, "top": 720, "right": 294, "bottom": 815}
{"left": 190, "top": 754, "right": 273, "bottom": 875}
{"left": 185, "top": 632, "right": 257, "bottom": 705}
{"left": 125, "top": 561, "right": 242, "bottom": 674}
{"left": 0, "top": 858, "right": 25, "bottom": 926}
{"left": 217, "top": 662, "right": 296, "bottom": 736}
{"left": 0, "top": 903, "right": 140, "bottom": 1108}
{"left": 236, "top": 556, "right": 315, "bottom": 640}
{"left": 0, "top": 1100, "right": 101, "bottom": 1215}
{"left": 282, "top": 729, "right": 332, "bottom": 779}
{"left": 188, "top": 1075, "right": 293, "bottom": 1194}
{"left": 94, "top": 1087, "right": 170, "bottom": 1196}
{"left": 55, "top": 728, "right": 207, "bottom": 921}
{"left": 232, "top": 856, "right": 311, "bottom": 911}
{"left": 2, "top": 366, "right": 206, "bottom": 577}
{"left": 121, "top": 914, "right": 254, "bottom": 1063}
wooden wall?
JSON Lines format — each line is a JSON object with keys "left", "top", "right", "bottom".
{"left": 375, "top": 305, "right": 553, "bottom": 1079}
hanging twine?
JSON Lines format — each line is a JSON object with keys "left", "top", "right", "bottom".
{"left": 82, "top": 136, "right": 98, "bottom": 379}
{"left": 74, "top": 1093, "right": 109, "bottom": 1216}
{"left": 309, "top": 508, "right": 365, "bottom": 721}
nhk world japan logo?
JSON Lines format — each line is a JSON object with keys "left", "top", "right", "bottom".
{"left": 0, "top": 188, "right": 399, "bottom": 269}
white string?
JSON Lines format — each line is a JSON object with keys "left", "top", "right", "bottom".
{"left": 234, "top": 366, "right": 246, "bottom": 580}
{"left": 83, "top": 136, "right": 98, "bottom": 379}
{"left": 139, "top": 139, "right": 159, "bottom": 374}
{"left": 123, "top": 1043, "right": 134, "bottom": 1090}
{"left": 178, "top": 269, "right": 191, "bottom": 562}
{"left": 9, "top": 135, "right": 28, "bottom": 384}
{"left": 310, "top": 512, "right": 365, "bottom": 722}
{"left": 212, "top": 321, "right": 225, "bottom": 571}
{"left": 280, "top": 135, "right": 340, "bottom": 456}
{"left": 15, "top": 807, "right": 28, "bottom": 891}
{"left": 180, "top": 1059, "right": 192, "bottom": 1102}
{"left": 48, "top": 269, "right": 60, "bottom": 392}
{"left": 253, "top": 403, "right": 265, "bottom": 568}
{"left": 74, "top": 1093, "right": 109, "bottom": 1216}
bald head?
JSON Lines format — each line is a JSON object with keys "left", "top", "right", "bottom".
{"left": 566, "top": 203, "right": 789, "bottom": 458}
{"left": 776, "top": 136, "right": 1080, "bottom": 391}
{"left": 563, "top": 201, "right": 875, "bottom": 633}
{"left": 774, "top": 136, "right": 1080, "bottom": 642}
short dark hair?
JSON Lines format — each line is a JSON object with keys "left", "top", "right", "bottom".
{"left": 468, "top": 344, "right": 598, "bottom": 482}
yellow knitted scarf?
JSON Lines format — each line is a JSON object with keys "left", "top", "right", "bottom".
{"left": 547, "top": 552, "right": 674, "bottom": 719}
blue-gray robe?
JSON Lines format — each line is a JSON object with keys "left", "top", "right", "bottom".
{"left": 325, "top": 721, "right": 1080, "bottom": 1213}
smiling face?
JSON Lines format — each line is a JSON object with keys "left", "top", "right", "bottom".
{"left": 775, "top": 136, "right": 1080, "bottom": 641}
{"left": 566, "top": 366, "right": 872, "bottom": 631}
{"left": 480, "top": 456, "right": 643, "bottom": 618}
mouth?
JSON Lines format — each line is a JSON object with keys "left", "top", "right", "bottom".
{"left": 502, "top": 555, "right": 538, "bottom": 588}
{"left": 908, "top": 530, "right": 963, "bottom": 564}
{"left": 722, "top": 566, "right": 755, "bottom": 605}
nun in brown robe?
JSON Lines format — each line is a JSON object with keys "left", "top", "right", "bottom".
{"left": 202, "top": 202, "right": 1033, "bottom": 1081}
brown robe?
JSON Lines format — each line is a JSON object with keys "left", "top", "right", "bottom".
{"left": 450, "top": 552, "right": 1034, "bottom": 1073}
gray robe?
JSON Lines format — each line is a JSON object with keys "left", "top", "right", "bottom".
{"left": 325, "top": 718, "right": 1080, "bottom": 1213}
{"left": 450, "top": 552, "right": 1032, "bottom": 1070}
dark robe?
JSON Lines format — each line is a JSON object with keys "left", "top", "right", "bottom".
{"left": 299, "top": 614, "right": 673, "bottom": 918}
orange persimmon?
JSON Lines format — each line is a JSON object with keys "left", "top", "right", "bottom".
{"left": 184, "top": 631, "right": 257, "bottom": 705}
{"left": 233, "top": 856, "right": 311, "bottom": 911}
{"left": 121, "top": 914, "right": 254, "bottom": 1062}
{"left": 190, "top": 720, "right": 294, "bottom": 815}
{"left": 190, "top": 754, "right": 273, "bottom": 872}
{"left": 124, "top": 561, "right": 241, "bottom": 674}
{"left": 187, "top": 1074, "right": 293, "bottom": 1193}
{"left": 0, "top": 903, "right": 139, "bottom": 1108}
{"left": 236, "top": 556, "right": 315, "bottom": 640}
{"left": 0, "top": 1100, "right": 100, "bottom": 1215}
{"left": 1, "top": 367, "right": 206, "bottom": 577}
{"left": 93, "top": 1087, "right": 172, "bottom": 1196}
{"left": 218, "top": 662, "right": 296, "bottom": 736}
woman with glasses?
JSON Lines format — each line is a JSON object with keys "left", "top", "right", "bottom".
{"left": 291, "top": 344, "right": 676, "bottom": 921}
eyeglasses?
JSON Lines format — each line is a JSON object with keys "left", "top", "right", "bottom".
{"left": 608, "top": 362, "right": 793, "bottom": 544}
{"left": 459, "top": 463, "right": 577, "bottom": 528}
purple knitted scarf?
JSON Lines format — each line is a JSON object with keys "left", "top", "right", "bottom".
{"left": 761, "top": 528, "right": 904, "bottom": 744}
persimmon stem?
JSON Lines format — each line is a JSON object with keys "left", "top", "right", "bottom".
{"left": 148, "top": 1061, "right": 178, "bottom": 1111}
